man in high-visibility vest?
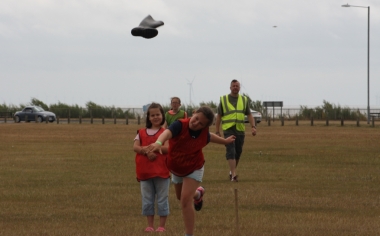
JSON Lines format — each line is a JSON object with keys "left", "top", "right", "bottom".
{"left": 215, "top": 80, "right": 257, "bottom": 182}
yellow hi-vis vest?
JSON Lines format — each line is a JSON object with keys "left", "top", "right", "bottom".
{"left": 220, "top": 94, "right": 247, "bottom": 131}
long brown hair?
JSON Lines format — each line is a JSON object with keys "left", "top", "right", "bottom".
{"left": 145, "top": 103, "right": 165, "bottom": 128}
{"left": 194, "top": 106, "right": 215, "bottom": 127}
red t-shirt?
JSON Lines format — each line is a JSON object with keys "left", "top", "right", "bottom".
{"left": 135, "top": 128, "right": 170, "bottom": 181}
{"left": 167, "top": 119, "right": 208, "bottom": 176}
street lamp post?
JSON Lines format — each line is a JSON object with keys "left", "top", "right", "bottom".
{"left": 342, "top": 4, "right": 370, "bottom": 124}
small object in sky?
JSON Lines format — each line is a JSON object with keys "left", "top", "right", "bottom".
{"left": 273, "top": 26, "right": 277, "bottom": 28}
{"left": 131, "top": 15, "right": 164, "bottom": 39}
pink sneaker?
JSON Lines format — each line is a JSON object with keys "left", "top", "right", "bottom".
{"left": 156, "top": 227, "right": 166, "bottom": 232}
{"left": 144, "top": 226, "right": 154, "bottom": 232}
{"left": 194, "top": 186, "right": 205, "bottom": 211}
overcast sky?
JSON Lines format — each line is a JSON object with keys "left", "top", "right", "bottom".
{"left": 1, "top": 0, "right": 380, "bottom": 109}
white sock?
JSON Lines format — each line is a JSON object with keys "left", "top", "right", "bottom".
{"left": 195, "top": 190, "right": 201, "bottom": 200}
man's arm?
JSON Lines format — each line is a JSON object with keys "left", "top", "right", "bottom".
{"left": 246, "top": 113, "right": 257, "bottom": 136}
{"left": 244, "top": 97, "right": 256, "bottom": 136}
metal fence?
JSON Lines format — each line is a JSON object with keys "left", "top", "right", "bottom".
{"left": 1, "top": 107, "right": 380, "bottom": 124}
{"left": 263, "top": 108, "right": 380, "bottom": 121}
{"left": 0, "top": 108, "right": 144, "bottom": 119}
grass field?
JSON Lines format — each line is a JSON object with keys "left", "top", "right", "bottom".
{"left": 0, "top": 121, "right": 379, "bottom": 236}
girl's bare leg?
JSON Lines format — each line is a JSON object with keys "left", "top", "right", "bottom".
{"left": 180, "top": 177, "right": 200, "bottom": 235}
{"left": 174, "top": 183, "right": 183, "bottom": 200}
{"left": 147, "top": 215, "right": 154, "bottom": 228}
{"left": 159, "top": 215, "right": 167, "bottom": 228}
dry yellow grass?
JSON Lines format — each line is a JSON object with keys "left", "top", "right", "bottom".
{"left": 0, "top": 121, "right": 379, "bottom": 236}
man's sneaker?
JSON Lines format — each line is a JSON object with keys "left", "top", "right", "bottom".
{"left": 231, "top": 175, "right": 238, "bottom": 182}
{"left": 194, "top": 186, "right": 205, "bottom": 211}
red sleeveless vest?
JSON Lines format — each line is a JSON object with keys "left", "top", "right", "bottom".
{"left": 168, "top": 119, "right": 208, "bottom": 176}
{"left": 135, "top": 128, "right": 170, "bottom": 181}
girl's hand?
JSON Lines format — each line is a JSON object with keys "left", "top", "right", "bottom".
{"left": 143, "top": 143, "right": 162, "bottom": 155}
{"left": 225, "top": 135, "right": 236, "bottom": 144}
{"left": 147, "top": 152, "right": 157, "bottom": 161}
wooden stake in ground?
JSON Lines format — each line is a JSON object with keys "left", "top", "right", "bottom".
{"left": 235, "top": 188, "right": 240, "bottom": 236}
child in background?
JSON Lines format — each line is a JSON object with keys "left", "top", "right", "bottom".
{"left": 133, "top": 103, "right": 170, "bottom": 232}
{"left": 143, "top": 106, "right": 236, "bottom": 236}
{"left": 163, "top": 97, "right": 187, "bottom": 128}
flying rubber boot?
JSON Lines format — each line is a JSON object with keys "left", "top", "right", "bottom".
{"left": 131, "top": 15, "right": 164, "bottom": 39}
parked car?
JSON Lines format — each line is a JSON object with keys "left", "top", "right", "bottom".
{"left": 14, "top": 106, "right": 56, "bottom": 123}
{"left": 245, "top": 110, "right": 262, "bottom": 124}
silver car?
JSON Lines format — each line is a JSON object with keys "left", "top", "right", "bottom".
{"left": 14, "top": 106, "right": 56, "bottom": 123}
{"left": 245, "top": 110, "right": 262, "bottom": 123}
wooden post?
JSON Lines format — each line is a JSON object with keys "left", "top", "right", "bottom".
{"left": 268, "top": 118, "right": 271, "bottom": 126}
{"left": 90, "top": 110, "right": 93, "bottom": 124}
{"left": 326, "top": 117, "right": 329, "bottom": 126}
{"left": 281, "top": 116, "right": 284, "bottom": 126}
{"left": 102, "top": 116, "right": 105, "bottom": 124}
{"left": 357, "top": 117, "right": 360, "bottom": 127}
{"left": 68, "top": 109, "right": 70, "bottom": 124}
{"left": 46, "top": 116, "right": 48, "bottom": 124}
{"left": 311, "top": 117, "right": 314, "bottom": 126}
{"left": 35, "top": 115, "right": 38, "bottom": 123}
{"left": 126, "top": 116, "right": 129, "bottom": 125}
{"left": 372, "top": 116, "right": 375, "bottom": 127}
{"left": 296, "top": 115, "right": 298, "bottom": 126}
{"left": 57, "top": 116, "right": 59, "bottom": 124}
{"left": 234, "top": 189, "right": 240, "bottom": 236}
{"left": 341, "top": 117, "right": 344, "bottom": 126}
{"left": 4, "top": 115, "right": 6, "bottom": 123}
{"left": 25, "top": 115, "right": 28, "bottom": 122}
{"left": 79, "top": 116, "right": 82, "bottom": 124}
{"left": 114, "top": 116, "right": 116, "bottom": 124}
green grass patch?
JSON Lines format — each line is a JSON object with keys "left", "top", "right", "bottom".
{"left": 0, "top": 123, "right": 379, "bottom": 235}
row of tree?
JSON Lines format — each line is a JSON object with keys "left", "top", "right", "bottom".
{"left": 0, "top": 99, "right": 136, "bottom": 119}
{"left": 242, "top": 95, "right": 366, "bottom": 120}
{"left": 298, "top": 100, "right": 367, "bottom": 120}
{"left": 0, "top": 97, "right": 368, "bottom": 120}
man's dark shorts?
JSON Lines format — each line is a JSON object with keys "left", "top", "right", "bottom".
{"left": 224, "top": 133, "right": 245, "bottom": 160}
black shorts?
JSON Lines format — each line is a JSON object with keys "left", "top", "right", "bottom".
{"left": 224, "top": 133, "right": 245, "bottom": 160}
